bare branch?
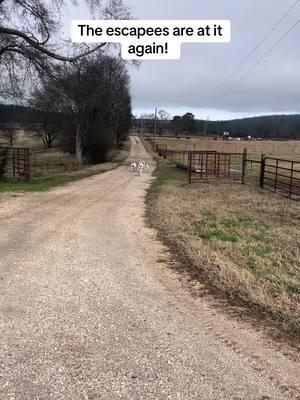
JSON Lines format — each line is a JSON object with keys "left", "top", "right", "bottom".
{"left": 0, "top": 26, "right": 107, "bottom": 61}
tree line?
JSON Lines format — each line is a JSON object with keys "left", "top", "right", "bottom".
{"left": 134, "top": 112, "right": 300, "bottom": 140}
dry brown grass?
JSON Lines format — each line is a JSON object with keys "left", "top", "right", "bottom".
{"left": 0, "top": 128, "right": 42, "bottom": 148}
{"left": 153, "top": 137, "right": 300, "bottom": 161}
{"left": 147, "top": 159, "right": 300, "bottom": 337}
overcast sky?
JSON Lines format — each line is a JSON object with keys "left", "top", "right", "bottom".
{"left": 66, "top": 0, "right": 300, "bottom": 120}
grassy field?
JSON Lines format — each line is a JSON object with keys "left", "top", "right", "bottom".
{"left": 1, "top": 129, "right": 130, "bottom": 177}
{"left": 147, "top": 158, "right": 300, "bottom": 339}
{"left": 0, "top": 128, "right": 41, "bottom": 148}
{"left": 0, "top": 128, "right": 77, "bottom": 176}
{"left": 152, "top": 136, "right": 300, "bottom": 161}
{"left": 0, "top": 138, "right": 130, "bottom": 192}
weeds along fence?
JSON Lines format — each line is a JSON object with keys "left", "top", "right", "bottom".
{"left": 0, "top": 147, "right": 30, "bottom": 180}
{"left": 30, "top": 153, "right": 76, "bottom": 176}
{"left": 153, "top": 143, "right": 300, "bottom": 201}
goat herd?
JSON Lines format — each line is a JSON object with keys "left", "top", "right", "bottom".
{"left": 129, "top": 159, "right": 150, "bottom": 176}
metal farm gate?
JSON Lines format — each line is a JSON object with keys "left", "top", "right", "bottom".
{"left": 187, "top": 151, "right": 244, "bottom": 183}
{"left": 0, "top": 147, "right": 30, "bottom": 180}
{"left": 261, "top": 156, "right": 300, "bottom": 200}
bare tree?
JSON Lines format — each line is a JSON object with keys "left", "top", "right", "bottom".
{"left": 33, "top": 122, "right": 59, "bottom": 148}
{"left": 1, "top": 120, "right": 17, "bottom": 146}
{"left": 29, "top": 88, "right": 62, "bottom": 148}
{"left": 31, "top": 55, "right": 131, "bottom": 164}
{"left": 158, "top": 109, "right": 171, "bottom": 121}
{"left": 0, "top": 0, "right": 130, "bottom": 99}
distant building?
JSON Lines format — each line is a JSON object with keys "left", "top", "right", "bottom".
{"left": 223, "top": 131, "right": 230, "bottom": 140}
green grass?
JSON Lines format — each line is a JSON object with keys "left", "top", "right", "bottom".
{"left": 241, "top": 245, "right": 273, "bottom": 259}
{"left": 193, "top": 213, "right": 271, "bottom": 245}
{"left": 149, "top": 160, "right": 186, "bottom": 195}
{"left": 195, "top": 228, "right": 240, "bottom": 243}
{"left": 0, "top": 174, "right": 92, "bottom": 192}
{"left": 286, "top": 283, "right": 300, "bottom": 295}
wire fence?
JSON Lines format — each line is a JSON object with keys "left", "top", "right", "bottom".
{"left": 30, "top": 153, "right": 77, "bottom": 176}
{"left": 0, "top": 147, "right": 30, "bottom": 180}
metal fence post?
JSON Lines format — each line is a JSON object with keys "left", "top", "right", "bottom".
{"left": 188, "top": 153, "right": 192, "bottom": 184}
{"left": 241, "top": 148, "right": 247, "bottom": 185}
{"left": 289, "top": 161, "right": 294, "bottom": 199}
{"left": 260, "top": 154, "right": 265, "bottom": 189}
{"left": 12, "top": 149, "right": 15, "bottom": 179}
{"left": 274, "top": 159, "right": 279, "bottom": 192}
{"left": 26, "top": 149, "right": 31, "bottom": 180}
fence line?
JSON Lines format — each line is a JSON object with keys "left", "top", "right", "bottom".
{"left": 152, "top": 142, "right": 300, "bottom": 201}
{"left": 30, "top": 153, "right": 76, "bottom": 176}
{"left": 260, "top": 156, "right": 300, "bottom": 200}
{"left": 0, "top": 146, "right": 30, "bottom": 180}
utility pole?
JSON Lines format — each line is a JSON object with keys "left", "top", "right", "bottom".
{"left": 203, "top": 117, "right": 209, "bottom": 137}
{"left": 154, "top": 107, "right": 158, "bottom": 144}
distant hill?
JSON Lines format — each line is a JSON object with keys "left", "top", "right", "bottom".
{"left": 1, "top": 104, "right": 300, "bottom": 140}
{"left": 206, "top": 115, "right": 300, "bottom": 140}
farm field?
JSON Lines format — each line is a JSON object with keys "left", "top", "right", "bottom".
{"left": 0, "top": 128, "right": 41, "bottom": 148}
{"left": 0, "top": 128, "right": 130, "bottom": 178}
{"left": 151, "top": 136, "right": 300, "bottom": 160}
{"left": 147, "top": 157, "right": 300, "bottom": 339}
{"left": 0, "top": 128, "right": 76, "bottom": 176}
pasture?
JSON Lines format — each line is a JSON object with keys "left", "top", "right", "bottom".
{"left": 0, "top": 128, "right": 76, "bottom": 176}
{"left": 0, "top": 128, "right": 129, "bottom": 178}
{"left": 0, "top": 128, "right": 130, "bottom": 191}
{"left": 152, "top": 136, "right": 300, "bottom": 161}
{"left": 147, "top": 158, "right": 300, "bottom": 338}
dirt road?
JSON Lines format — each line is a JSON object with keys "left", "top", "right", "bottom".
{"left": 0, "top": 137, "right": 299, "bottom": 399}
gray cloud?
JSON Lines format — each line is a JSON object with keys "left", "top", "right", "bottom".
{"left": 67, "top": 0, "right": 300, "bottom": 119}
{"left": 125, "top": 0, "right": 300, "bottom": 119}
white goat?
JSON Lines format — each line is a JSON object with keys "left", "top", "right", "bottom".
{"left": 137, "top": 160, "right": 145, "bottom": 176}
{"left": 129, "top": 159, "right": 150, "bottom": 176}
{"left": 144, "top": 163, "right": 150, "bottom": 172}
{"left": 130, "top": 162, "right": 137, "bottom": 171}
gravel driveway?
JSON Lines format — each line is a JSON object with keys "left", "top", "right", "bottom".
{"left": 0, "top": 137, "right": 299, "bottom": 399}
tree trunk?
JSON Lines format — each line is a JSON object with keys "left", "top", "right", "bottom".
{"left": 75, "top": 126, "right": 83, "bottom": 166}
{"left": 116, "top": 133, "right": 120, "bottom": 148}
